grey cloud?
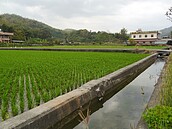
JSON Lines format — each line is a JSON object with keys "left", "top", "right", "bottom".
{"left": 1, "top": 0, "right": 131, "bottom": 18}
{"left": 1, "top": 0, "right": 171, "bottom": 18}
{"left": 0, "top": 0, "right": 171, "bottom": 32}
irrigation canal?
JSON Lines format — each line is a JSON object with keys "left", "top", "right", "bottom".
{"left": 53, "top": 58, "right": 165, "bottom": 129}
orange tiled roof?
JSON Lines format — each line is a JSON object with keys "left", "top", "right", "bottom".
{"left": 0, "top": 31, "right": 13, "bottom": 36}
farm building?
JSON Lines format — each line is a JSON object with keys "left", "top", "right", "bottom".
{"left": 154, "top": 36, "right": 172, "bottom": 45}
{"left": 0, "top": 31, "right": 13, "bottom": 43}
{"left": 130, "top": 29, "right": 161, "bottom": 45}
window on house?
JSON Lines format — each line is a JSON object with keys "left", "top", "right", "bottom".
{"left": 145, "top": 35, "right": 147, "bottom": 38}
{"left": 133, "top": 35, "right": 136, "bottom": 38}
{"left": 151, "top": 34, "right": 154, "bottom": 37}
{"left": 143, "top": 42, "right": 145, "bottom": 43}
{"left": 139, "top": 35, "right": 142, "bottom": 38}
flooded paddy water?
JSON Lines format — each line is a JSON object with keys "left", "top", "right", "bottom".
{"left": 54, "top": 58, "right": 165, "bottom": 129}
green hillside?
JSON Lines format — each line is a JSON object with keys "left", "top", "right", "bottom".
{"left": 0, "top": 14, "right": 128, "bottom": 45}
{"left": 0, "top": 14, "right": 64, "bottom": 40}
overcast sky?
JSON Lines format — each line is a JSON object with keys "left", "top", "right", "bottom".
{"left": 0, "top": 0, "right": 172, "bottom": 33}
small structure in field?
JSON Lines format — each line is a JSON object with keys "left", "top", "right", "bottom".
{"left": 130, "top": 29, "right": 160, "bottom": 45}
{"left": 12, "top": 40, "right": 24, "bottom": 43}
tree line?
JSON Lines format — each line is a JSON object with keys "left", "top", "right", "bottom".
{"left": 0, "top": 14, "right": 129, "bottom": 45}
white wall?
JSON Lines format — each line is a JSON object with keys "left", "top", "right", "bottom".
{"left": 131, "top": 33, "right": 158, "bottom": 39}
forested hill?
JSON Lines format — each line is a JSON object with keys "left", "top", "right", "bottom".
{"left": 160, "top": 26, "right": 172, "bottom": 37}
{"left": 0, "top": 14, "right": 128, "bottom": 44}
{"left": 0, "top": 14, "right": 64, "bottom": 40}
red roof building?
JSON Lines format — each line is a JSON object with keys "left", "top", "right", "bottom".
{"left": 0, "top": 31, "right": 14, "bottom": 43}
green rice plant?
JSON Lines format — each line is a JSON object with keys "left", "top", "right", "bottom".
{"left": 1, "top": 107, "right": 8, "bottom": 120}
{"left": 19, "top": 75, "right": 25, "bottom": 113}
{"left": 0, "top": 81, "right": 5, "bottom": 107}
{"left": 11, "top": 97, "right": 18, "bottom": 116}
{"left": 29, "top": 73, "right": 38, "bottom": 106}
{"left": 26, "top": 75, "right": 33, "bottom": 109}
{"left": 54, "top": 87, "right": 60, "bottom": 97}
{"left": 42, "top": 90, "right": 50, "bottom": 102}
{"left": 1, "top": 84, "right": 10, "bottom": 120}
{"left": 10, "top": 75, "right": 19, "bottom": 116}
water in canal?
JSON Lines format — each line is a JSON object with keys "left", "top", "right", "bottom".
{"left": 74, "top": 58, "right": 165, "bottom": 129}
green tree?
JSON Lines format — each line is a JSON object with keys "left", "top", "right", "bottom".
{"left": 114, "top": 28, "right": 129, "bottom": 43}
{"left": 166, "top": 7, "right": 172, "bottom": 22}
{"left": 128, "top": 38, "right": 136, "bottom": 46}
{"left": 119, "top": 28, "right": 129, "bottom": 42}
{"left": 13, "top": 29, "right": 25, "bottom": 40}
{"left": 1, "top": 24, "right": 14, "bottom": 32}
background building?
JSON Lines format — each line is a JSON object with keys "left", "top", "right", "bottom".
{"left": 0, "top": 30, "right": 14, "bottom": 43}
{"left": 130, "top": 29, "right": 160, "bottom": 45}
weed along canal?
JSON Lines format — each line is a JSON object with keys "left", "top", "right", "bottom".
{"left": 58, "top": 58, "right": 165, "bottom": 129}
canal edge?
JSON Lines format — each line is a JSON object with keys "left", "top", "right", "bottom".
{"left": 136, "top": 56, "right": 169, "bottom": 129}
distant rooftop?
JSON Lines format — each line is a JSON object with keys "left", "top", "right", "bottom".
{"left": 0, "top": 31, "right": 13, "bottom": 36}
{"left": 130, "top": 29, "right": 160, "bottom": 34}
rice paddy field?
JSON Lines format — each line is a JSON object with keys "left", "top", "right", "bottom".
{"left": 0, "top": 50, "right": 149, "bottom": 121}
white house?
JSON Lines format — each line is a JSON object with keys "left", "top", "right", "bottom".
{"left": 130, "top": 29, "right": 160, "bottom": 45}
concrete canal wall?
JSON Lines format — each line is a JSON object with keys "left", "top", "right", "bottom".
{"left": 0, "top": 53, "right": 157, "bottom": 129}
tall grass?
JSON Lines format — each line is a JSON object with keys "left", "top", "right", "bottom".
{"left": 161, "top": 54, "right": 172, "bottom": 106}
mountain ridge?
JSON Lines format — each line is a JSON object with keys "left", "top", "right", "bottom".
{"left": 0, "top": 13, "right": 64, "bottom": 40}
{"left": 160, "top": 26, "right": 172, "bottom": 37}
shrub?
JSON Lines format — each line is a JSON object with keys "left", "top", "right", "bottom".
{"left": 143, "top": 105, "right": 172, "bottom": 129}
